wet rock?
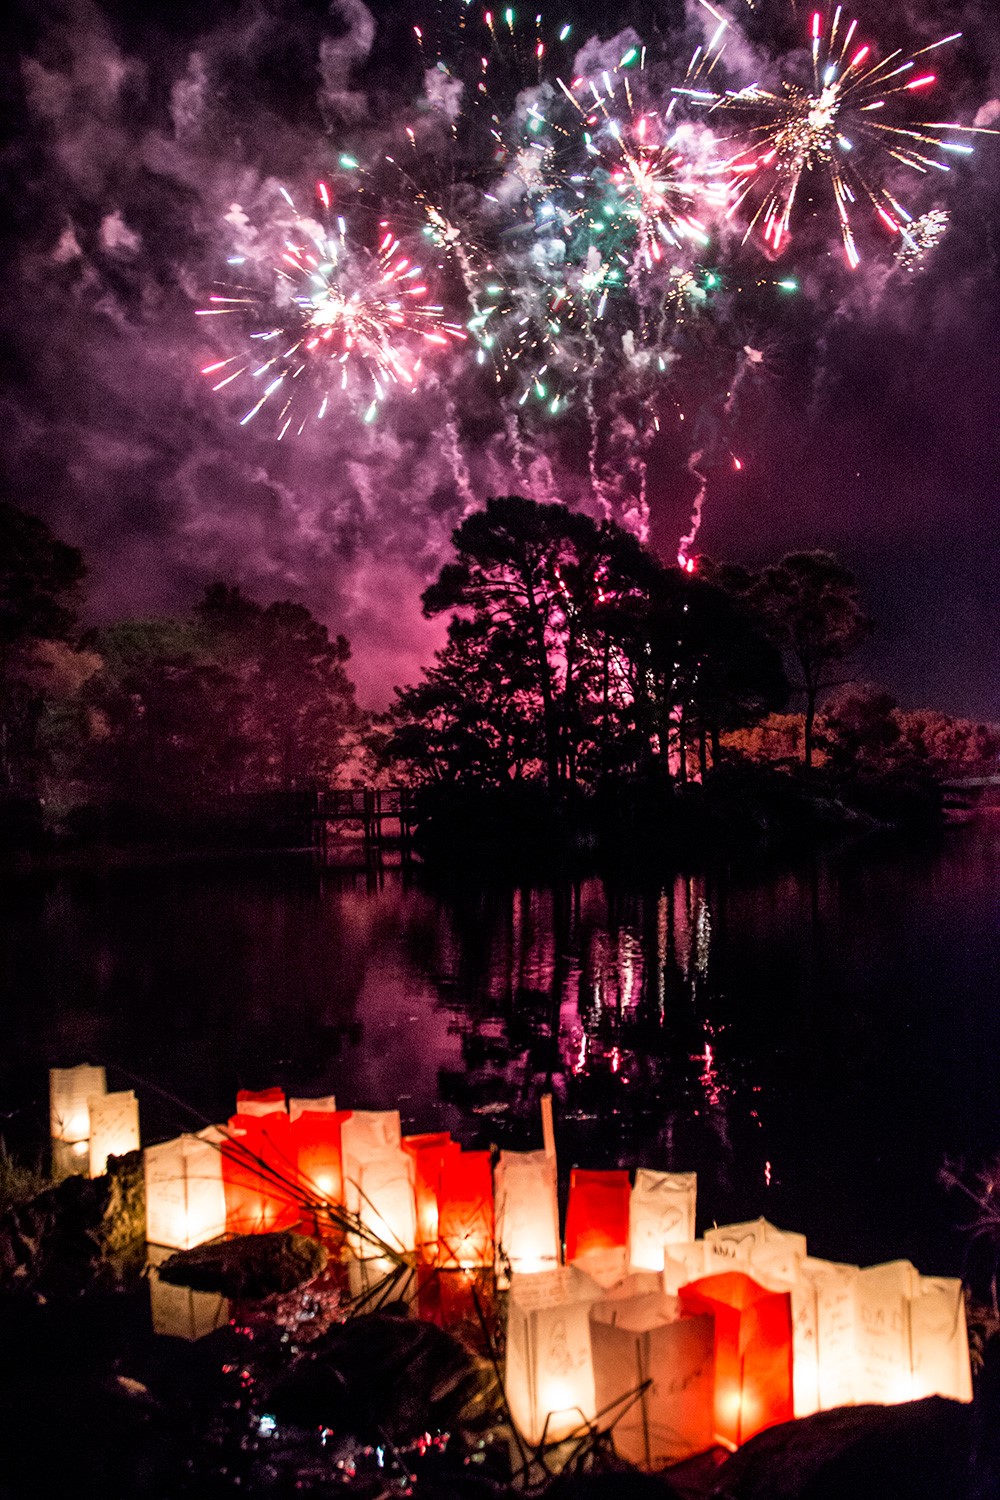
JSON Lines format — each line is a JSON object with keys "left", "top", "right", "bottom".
{"left": 157, "top": 1231, "right": 327, "bottom": 1299}
{"left": 268, "top": 1308, "right": 500, "bottom": 1445}
{"left": 0, "top": 1150, "right": 145, "bottom": 1296}
{"left": 710, "top": 1398, "right": 973, "bottom": 1500}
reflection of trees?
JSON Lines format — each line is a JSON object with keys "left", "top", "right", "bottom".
{"left": 424, "top": 874, "right": 752, "bottom": 1185}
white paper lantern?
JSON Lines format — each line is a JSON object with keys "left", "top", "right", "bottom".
{"left": 49, "top": 1064, "right": 106, "bottom": 1145}
{"left": 628, "top": 1171, "right": 697, "bottom": 1272}
{"left": 662, "top": 1241, "right": 716, "bottom": 1294}
{"left": 505, "top": 1265, "right": 602, "bottom": 1446}
{"left": 288, "top": 1095, "right": 337, "bottom": 1121}
{"left": 346, "top": 1146, "right": 416, "bottom": 1259}
{"left": 909, "top": 1274, "right": 973, "bottom": 1403}
{"left": 753, "top": 1254, "right": 860, "bottom": 1418}
{"left": 705, "top": 1218, "right": 808, "bottom": 1282}
{"left": 341, "top": 1110, "right": 401, "bottom": 1199}
{"left": 145, "top": 1127, "right": 227, "bottom": 1250}
{"left": 147, "top": 1245, "right": 229, "bottom": 1341}
{"left": 88, "top": 1089, "right": 140, "bottom": 1178}
{"left": 590, "top": 1291, "right": 715, "bottom": 1468}
{"left": 494, "top": 1149, "right": 561, "bottom": 1279}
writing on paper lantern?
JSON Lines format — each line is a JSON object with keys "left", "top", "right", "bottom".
{"left": 679, "top": 1270, "right": 794, "bottom": 1449}
{"left": 495, "top": 1150, "right": 561, "bottom": 1278}
{"left": 50, "top": 1065, "right": 106, "bottom": 1147}
{"left": 347, "top": 1146, "right": 417, "bottom": 1259}
{"left": 565, "top": 1169, "right": 631, "bottom": 1264}
{"left": 145, "top": 1127, "right": 228, "bottom": 1250}
{"left": 438, "top": 1149, "right": 494, "bottom": 1268}
{"left": 403, "top": 1132, "right": 454, "bottom": 1252}
{"left": 910, "top": 1274, "right": 973, "bottom": 1404}
{"left": 88, "top": 1089, "right": 140, "bottom": 1178}
{"left": 590, "top": 1291, "right": 715, "bottom": 1468}
{"left": 290, "top": 1109, "right": 352, "bottom": 1211}
{"left": 853, "top": 1260, "right": 973, "bottom": 1407}
{"left": 628, "top": 1170, "right": 697, "bottom": 1272}
{"left": 221, "top": 1112, "right": 300, "bottom": 1236}
{"left": 505, "top": 1265, "right": 602, "bottom": 1446}
{"left": 705, "top": 1218, "right": 807, "bottom": 1283}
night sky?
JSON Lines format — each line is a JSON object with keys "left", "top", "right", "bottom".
{"left": 2, "top": 0, "right": 998, "bottom": 713}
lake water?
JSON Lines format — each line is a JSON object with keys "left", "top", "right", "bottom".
{"left": 4, "top": 820, "right": 1000, "bottom": 1278}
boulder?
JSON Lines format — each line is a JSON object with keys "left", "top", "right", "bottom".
{"left": 268, "top": 1308, "right": 499, "bottom": 1444}
{"left": 710, "top": 1398, "right": 973, "bottom": 1500}
{"left": 0, "top": 1150, "right": 145, "bottom": 1296}
{"left": 156, "top": 1231, "right": 327, "bottom": 1299}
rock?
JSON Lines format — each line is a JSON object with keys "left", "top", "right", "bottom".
{"left": 710, "top": 1398, "right": 973, "bottom": 1500}
{"left": 268, "top": 1308, "right": 500, "bottom": 1444}
{"left": 156, "top": 1231, "right": 327, "bottom": 1299}
{"left": 0, "top": 1151, "right": 146, "bottom": 1296}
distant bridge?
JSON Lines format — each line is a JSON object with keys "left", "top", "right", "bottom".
{"left": 271, "top": 786, "right": 418, "bottom": 860}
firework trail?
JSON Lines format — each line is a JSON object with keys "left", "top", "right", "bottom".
{"left": 678, "top": 450, "right": 708, "bottom": 570}
{"left": 504, "top": 407, "right": 529, "bottom": 492}
{"left": 444, "top": 396, "right": 476, "bottom": 511}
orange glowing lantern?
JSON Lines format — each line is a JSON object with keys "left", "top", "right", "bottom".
{"left": 221, "top": 1111, "right": 300, "bottom": 1236}
{"left": 565, "top": 1169, "right": 631, "bottom": 1265}
{"left": 289, "top": 1108, "right": 352, "bottom": 1217}
{"left": 679, "top": 1270, "right": 794, "bottom": 1449}
{"left": 628, "top": 1170, "right": 697, "bottom": 1272}
{"left": 402, "top": 1132, "right": 454, "bottom": 1253}
{"left": 145, "top": 1127, "right": 228, "bottom": 1250}
{"left": 495, "top": 1149, "right": 561, "bottom": 1278}
{"left": 50, "top": 1065, "right": 106, "bottom": 1175}
{"left": 505, "top": 1265, "right": 603, "bottom": 1446}
{"left": 437, "top": 1148, "right": 494, "bottom": 1268}
{"left": 590, "top": 1291, "right": 715, "bottom": 1468}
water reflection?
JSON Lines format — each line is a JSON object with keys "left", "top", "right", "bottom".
{"left": 4, "top": 824, "right": 1000, "bottom": 1274}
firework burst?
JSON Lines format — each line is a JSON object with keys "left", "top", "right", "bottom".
{"left": 197, "top": 188, "right": 465, "bottom": 435}
{"left": 679, "top": 7, "right": 988, "bottom": 267}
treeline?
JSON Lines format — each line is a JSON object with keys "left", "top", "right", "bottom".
{"left": 0, "top": 503, "right": 357, "bottom": 844}
{"left": 2, "top": 496, "right": 996, "bottom": 854}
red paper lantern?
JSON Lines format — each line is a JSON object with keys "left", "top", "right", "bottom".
{"left": 565, "top": 1169, "right": 631, "bottom": 1263}
{"left": 236, "top": 1088, "right": 287, "bottom": 1116}
{"left": 290, "top": 1108, "right": 353, "bottom": 1213}
{"left": 221, "top": 1112, "right": 300, "bottom": 1235}
{"left": 678, "top": 1270, "right": 794, "bottom": 1448}
{"left": 437, "top": 1149, "right": 494, "bottom": 1268}
{"left": 403, "top": 1132, "right": 455, "bottom": 1254}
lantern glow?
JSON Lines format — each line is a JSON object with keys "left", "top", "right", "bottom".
{"left": 565, "top": 1168, "right": 631, "bottom": 1264}
{"left": 87, "top": 1089, "right": 140, "bottom": 1178}
{"left": 49, "top": 1064, "right": 107, "bottom": 1145}
{"left": 505, "top": 1265, "right": 602, "bottom": 1446}
{"left": 145, "top": 1126, "right": 228, "bottom": 1250}
{"left": 679, "top": 1270, "right": 794, "bottom": 1449}
{"left": 437, "top": 1148, "right": 494, "bottom": 1268}
{"left": 495, "top": 1149, "right": 561, "bottom": 1277}
{"left": 628, "top": 1170, "right": 697, "bottom": 1271}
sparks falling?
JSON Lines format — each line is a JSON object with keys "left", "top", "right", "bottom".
{"left": 680, "top": 8, "right": 987, "bottom": 267}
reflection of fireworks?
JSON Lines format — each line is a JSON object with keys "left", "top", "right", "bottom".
{"left": 680, "top": 9, "right": 987, "bottom": 267}
{"left": 895, "top": 207, "right": 950, "bottom": 271}
{"left": 197, "top": 188, "right": 464, "bottom": 435}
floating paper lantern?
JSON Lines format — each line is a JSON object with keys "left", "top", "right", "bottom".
{"left": 221, "top": 1112, "right": 300, "bottom": 1236}
{"left": 437, "top": 1149, "right": 494, "bottom": 1268}
{"left": 495, "top": 1149, "right": 562, "bottom": 1279}
{"left": 628, "top": 1170, "right": 697, "bottom": 1272}
{"left": 505, "top": 1265, "right": 602, "bottom": 1446}
{"left": 88, "top": 1089, "right": 140, "bottom": 1178}
{"left": 565, "top": 1169, "right": 631, "bottom": 1264}
{"left": 705, "top": 1218, "right": 807, "bottom": 1283}
{"left": 590, "top": 1291, "right": 715, "bottom": 1468}
{"left": 145, "top": 1127, "right": 228, "bottom": 1250}
{"left": 148, "top": 1245, "right": 229, "bottom": 1341}
{"left": 49, "top": 1064, "right": 106, "bottom": 1147}
{"left": 290, "top": 1108, "right": 353, "bottom": 1208}
{"left": 679, "top": 1270, "right": 794, "bottom": 1449}
{"left": 403, "top": 1132, "right": 454, "bottom": 1252}
{"left": 346, "top": 1146, "right": 417, "bottom": 1259}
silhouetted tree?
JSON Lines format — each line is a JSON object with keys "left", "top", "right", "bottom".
{"left": 749, "top": 552, "right": 871, "bottom": 769}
